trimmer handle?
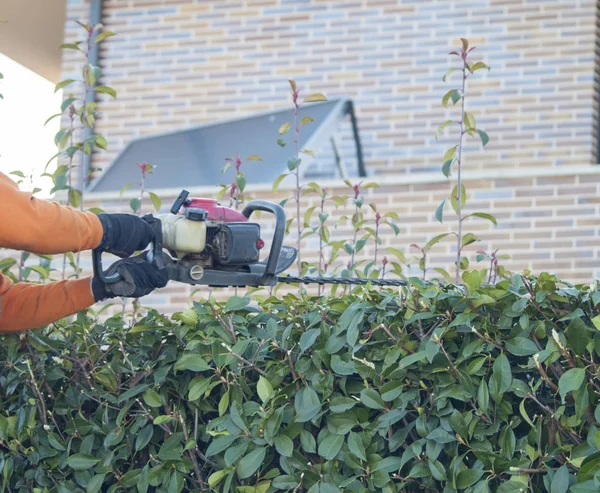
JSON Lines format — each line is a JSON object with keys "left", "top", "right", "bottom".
{"left": 241, "top": 200, "right": 286, "bottom": 283}
{"left": 92, "top": 214, "right": 164, "bottom": 284}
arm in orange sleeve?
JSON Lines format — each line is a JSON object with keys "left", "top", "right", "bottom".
{"left": 0, "top": 171, "right": 105, "bottom": 332}
{"left": 0, "top": 171, "right": 104, "bottom": 254}
{"left": 0, "top": 277, "right": 96, "bottom": 333}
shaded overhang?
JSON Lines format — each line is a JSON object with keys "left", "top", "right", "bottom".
{"left": 0, "top": 0, "right": 67, "bottom": 83}
{"left": 88, "top": 98, "right": 366, "bottom": 194}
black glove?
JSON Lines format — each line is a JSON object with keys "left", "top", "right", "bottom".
{"left": 97, "top": 213, "right": 154, "bottom": 258}
{"left": 92, "top": 254, "right": 169, "bottom": 301}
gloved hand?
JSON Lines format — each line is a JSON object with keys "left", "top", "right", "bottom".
{"left": 97, "top": 213, "right": 154, "bottom": 258}
{"left": 91, "top": 254, "right": 169, "bottom": 301}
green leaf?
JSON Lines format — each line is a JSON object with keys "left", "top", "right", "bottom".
{"left": 550, "top": 465, "right": 569, "bottom": 493}
{"left": 175, "top": 353, "right": 211, "bottom": 372}
{"left": 331, "top": 355, "right": 356, "bottom": 375}
{"left": 86, "top": 474, "right": 107, "bottom": 493}
{"left": 66, "top": 454, "right": 100, "bottom": 470}
{"left": 287, "top": 157, "right": 301, "bottom": 171}
{"left": 450, "top": 183, "right": 466, "bottom": 213}
{"left": 435, "top": 120, "right": 454, "bottom": 140}
{"left": 303, "top": 93, "right": 328, "bottom": 102}
{"left": 462, "top": 233, "right": 478, "bottom": 249}
{"left": 442, "top": 89, "right": 461, "bottom": 107}
{"left": 466, "top": 212, "right": 497, "bottom": 226}
{"left": 464, "top": 112, "right": 476, "bottom": 131}
{"left": 493, "top": 353, "right": 512, "bottom": 394}
{"left": 153, "top": 415, "right": 174, "bottom": 425}
{"left": 299, "top": 328, "right": 320, "bottom": 354}
{"left": 207, "top": 434, "right": 238, "bottom": 456}
{"left": 426, "top": 428, "right": 456, "bottom": 444}
{"left": 505, "top": 337, "right": 538, "bottom": 356}
{"left": 360, "top": 388, "right": 385, "bottom": 410}
{"left": 301, "top": 116, "right": 314, "bottom": 126}
{"left": 295, "top": 387, "right": 322, "bottom": 422}
{"left": 558, "top": 368, "right": 585, "bottom": 404}
{"left": 443, "top": 67, "right": 457, "bottom": 82}
{"left": 279, "top": 122, "right": 291, "bottom": 135}
{"left": 373, "top": 457, "right": 402, "bottom": 473}
{"left": 347, "top": 432, "right": 366, "bottom": 461}
{"left": 55, "top": 79, "right": 76, "bottom": 92}
{"left": 478, "top": 379, "right": 489, "bottom": 414}
{"left": 329, "top": 397, "right": 357, "bottom": 413}
{"left": 257, "top": 376, "right": 274, "bottom": 404}
{"left": 94, "top": 31, "right": 116, "bottom": 43}
{"left": 135, "top": 425, "right": 153, "bottom": 452}
{"left": 457, "top": 469, "right": 484, "bottom": 489}
{"left": 275, "top": 435, "right": 294, "bottom": 457}
{"left": 318, "top": 434, "right": 344, "bottom": 460}
{"left": 424, "top": 233, "right": 451, "bottom": 253}
{"left": 148, "top": 192, "right": 161, "bottom": 212}
{"left": 300, "top": 429, "right": 316, "bottom": 453}
{"left": 477, "top": 129, "right": 489, "bottom": 147}
{"left": 428, "top": 460, "right": 447, "bottom": 481}
{"left": 130, "top": 197, "right": 141, "bottom": 213}
{"left": 469, "top": 61, "right": 490, "bottom": 73}
{"left": 143, "top": 389, "right": 162, "bottom": 408}
{"left": 441, "top": 159, "right": 453, "bottom": 178}
{"left": 237, "top": 447, "right": 266, "bottom": 479}
{"left": 272, "top": 173, "right": 287, "bottom": 193}
{"left": 208, "top": 470, "right": 227, "bottom": 488}
{"left": 435, "top": 198, "right": 447, "bottom": 223}
{"left": 95, "top": 86, "right": 117, "bottom": 98}
{"left": 224, "top": 295, "right": 250, "bottom": 311}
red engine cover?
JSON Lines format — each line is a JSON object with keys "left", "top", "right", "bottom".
{"left": 182, "top": 198, "right": 248, "bottom": 222}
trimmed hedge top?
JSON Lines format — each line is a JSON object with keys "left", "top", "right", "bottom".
{"left": 1, "top": 271, "right": 600, "bottom": 493}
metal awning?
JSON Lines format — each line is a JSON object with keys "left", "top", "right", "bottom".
{"left": 88, "top": 98, "right": 366, "bottom": 193}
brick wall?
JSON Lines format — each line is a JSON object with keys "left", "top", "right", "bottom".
{"left": 54, "top": 0, "right": 600, "bottom": 314}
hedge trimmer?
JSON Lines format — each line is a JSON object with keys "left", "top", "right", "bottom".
{"left": 93, "top": 190, "right": 407, "bottom": 288}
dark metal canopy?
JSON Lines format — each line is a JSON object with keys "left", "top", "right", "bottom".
{"left": 88, "top": 98, "right": 365, "bottom": 193}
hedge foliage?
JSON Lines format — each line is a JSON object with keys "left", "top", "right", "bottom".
{"left": 2, "top": 271, "right": 600, "bottom": 493}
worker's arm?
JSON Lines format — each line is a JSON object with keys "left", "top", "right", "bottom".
{"left": 0, "top": 277, "right": 95, "bottom": 333}
{"left": 0, "top": 255, "right": 169, "bottom": 333}
{"left": 0, "top": 171, "right": 162, "bottom": 333}
{"left": 0, "top": 171, "right": 104, "bottom": 254}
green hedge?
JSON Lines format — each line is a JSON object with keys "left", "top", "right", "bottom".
{"left": 1, "top": 272, "right": 600, "bottom": 493}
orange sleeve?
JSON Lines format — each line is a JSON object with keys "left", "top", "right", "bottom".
{"left": 0, "top": 171, "right": 104, "bottom": 254}
{"left": 0, "top": 172, "right": 104, "bottom": 332}
{"left": 0, "top": 277, "right": 96, "bottom": 333}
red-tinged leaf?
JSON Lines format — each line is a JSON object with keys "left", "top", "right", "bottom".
{"left": 303, "top": 93, "right": 327, "bottom": 103}
{"left": 279, "top": 122, "right": 291, "bottom": 135}
{"left": 461, "top": 38, "right": 469, "bottom": 51}
{"left": 288, "top": 80, "right": 297, "bottom": 92}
